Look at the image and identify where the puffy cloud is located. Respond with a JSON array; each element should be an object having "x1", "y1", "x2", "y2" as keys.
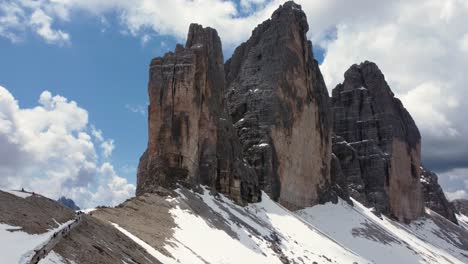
[
  {"x1": 100, "y1": 139, "x2": 115, "y2": 158},
  {"x1": 0, "y1": 85, "x2": 134, "y2": 208},
  {"x1": 0, "y1": 2, "x2": 25, "y2": 42},
  {"x1": 318, "y1": 0, "x2": 468, "y2": 175},
  {"x1": 31, "y1": 9, "x2": 70, "y2": 44},
  {"x1": 445, "y1": 190, "x2": 467, "y2": 201},
  {"x1": 90, "y1": 125, "x2": 115, "y2": 158},
  {"x1": 439, "y1": 167, "x2": 468, "y2": 201},
  {"x1": 0, "y1": 1, "x2": 70, "y2": 45},
  {"x1": 30, "y1": 9, "x2": 70, "y2": 45}
]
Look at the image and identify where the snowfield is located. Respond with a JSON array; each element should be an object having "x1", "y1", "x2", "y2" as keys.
[
  {"x1": 39, "y1": 250, "x2": 73, "y2": 264},
  {"x1": 0, "y1": 189, "x2": 32, "y2": 199},
  {"x1": 112, "y1": 188, "x2": 368, "y2": 264},
  {"x1": 3, "y1": 187, "x2": 467, "y2": 264},
  {"x1": 0, "y1": 220, "x2": 75, "y2": 264},
  {"x1": 298, "y1": 199, "x2": 468, "y2": 264},
  {"x1": 111, "y1": 188, "x2": 468, "y2": 264}
]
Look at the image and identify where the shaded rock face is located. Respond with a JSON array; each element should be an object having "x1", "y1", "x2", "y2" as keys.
[
  {"x1": 452, "y1": 199, "x2": 468, "y2": 216},
  {"x1": 331, "y1": 61, "x2": 424, "y2": 222},
  {"x1": 321, "y1": 151, "x2": 353, "y2": 205},
  {"x1": 420, "y1": 167, "x2": 458, "y2": 224},
  {"x1": 225, "y1": 1, "x2": 332, "y2": 209},
  {"x1": 57, "y1": 196, "x2": 80, "y2": 211},
  {"x1": 137, "y1": 24, "x2": 260, "y2": 204}
]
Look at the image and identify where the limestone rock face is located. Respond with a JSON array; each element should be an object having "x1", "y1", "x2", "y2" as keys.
[
  {"x1": 225, "y1": 1, "x2": 332, "y2": 209},
  {"x1": 420, "y1": 167, "x2": 458, "y2": 224},
  {"x1": 137, "y1": 24, "x2": 260, "y2": 204},
  {"x1": 331, "y1": 61, "x2": 424, "y2": 222}
]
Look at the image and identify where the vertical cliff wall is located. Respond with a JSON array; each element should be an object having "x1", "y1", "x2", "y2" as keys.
[
  {"x1": 137, "y1": 24, "x2": 260, "y2": 204},
  {"x1": 225, "y1": 1, "x2": 332, "y2": 209},
  {"x1": 331, "y1": 61, "x2": 424, "y2": 222}
]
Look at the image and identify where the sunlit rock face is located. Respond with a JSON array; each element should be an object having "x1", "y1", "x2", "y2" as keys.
[
  {"x1": 224, "y1": 1, "x2": 332, "y2": 210},
  {"x1": 137, "y1": 24, "x2": 260, "y2": 204},
  {"x1": 331, "y1": 61, "x2": 424, "y2": 222}
]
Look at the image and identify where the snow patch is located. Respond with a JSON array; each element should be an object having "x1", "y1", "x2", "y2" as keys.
[
  {"x1": 39, "y1": 250, "x2": 73, "y2": 264},
  {"x1": 0, "y1": 219, "x2": 75, "y2": 264},
  {"x1": 1, "y1": 189, "x2": 32, "y2": 198},
  {"x1": 298, "y1": 199, "x2": 467, "y2": 264},
  {"x1": 110, "y1": 222, "x2": 180, "y2": 264}
]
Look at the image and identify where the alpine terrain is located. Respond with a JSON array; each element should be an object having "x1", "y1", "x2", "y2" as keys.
[{"x1": 1, "y1": 1, "x2": 467, "y2": 264}]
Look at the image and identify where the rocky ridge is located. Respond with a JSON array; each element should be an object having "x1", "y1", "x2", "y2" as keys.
[{"x1": 57, "y1": 196, "x2": 80, "y2": 211}]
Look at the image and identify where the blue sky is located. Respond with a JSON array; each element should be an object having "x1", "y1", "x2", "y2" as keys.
[
  {"x1": 0, "y1": 16, "x2": 178, "y2": 184},
  {"x1": 0, "y1": 3, "x2": 325, "y2": 189},
  {"x1": 1, "y1": 0, "x2": 468, "y2": 206}
]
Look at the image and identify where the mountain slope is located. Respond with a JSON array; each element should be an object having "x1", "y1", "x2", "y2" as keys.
[
  {"x1": 2, "y1": 187, "x2": 468, "y2": 263},
  {"x1": 298, "y1": 199, "x2": 468, "y2": 264},
  {"x1": 93, "y1": 187, "x2": 368, "y2": 264}
]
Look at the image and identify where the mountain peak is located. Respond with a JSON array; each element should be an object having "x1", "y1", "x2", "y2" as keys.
[{"x1": 271, "y1": 1, "x2": 308, "y2": 30}]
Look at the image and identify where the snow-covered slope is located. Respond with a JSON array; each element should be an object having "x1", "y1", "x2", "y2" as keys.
[
  {"x1": 100, "y1": 187, "x2": 368, "y2": 264},
  {"x1": 3, "y1": 187, "x2": 468, "y2": 264},
  {"x1": 0, "y1": 220, "x2": 75, "y2": 264},
  {"x1": 90, "y1": 187, "x2": 468, "y2": 264},
  {"x1": 298, "y1": 199, "x2": 468, "y2": 264}
]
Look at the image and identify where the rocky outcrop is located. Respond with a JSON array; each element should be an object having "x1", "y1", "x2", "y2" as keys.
[
  {"x1": 136, "y1": 24, "x2": 260, "y2": 204},
  {"x1": 420, "y1": 167, "x2": 458, "y2": 223},
  {"x1": 57, "y1": 196, "x2": 80, "y2": 211},
  {"x1": 225, "y1": 1, "x2": 332, "y2": 209},
  {"x1": 331, "y1": 61, "x2": 424, "y2": 222},
  {"x1": 452, "y1": 199, "x2": 468, "y2": 216}
]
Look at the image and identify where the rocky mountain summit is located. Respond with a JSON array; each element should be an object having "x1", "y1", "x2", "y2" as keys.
[
  {"x1": 57, "y1": 196, "x2": 80, "y2": 211},
  {"x1": 136, "y1": 1, "x2": 457, "y2": 225},
  {"x1": 225, "y1": 0, "x2": 331, "y2": 209},
  {"x1": 136, "y1": 24, "x2": 259, "y2": 204},
  {"x1": 330, "y1": 61, "x2": 424, "y2": 222}
]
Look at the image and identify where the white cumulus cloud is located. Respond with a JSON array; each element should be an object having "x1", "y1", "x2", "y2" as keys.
[
  {"x1": 0, "y1": 85, "x2": 134, "y2": 208},
  {"x1": 30, "y1": 8, "x2": 70, "y2": 45}
]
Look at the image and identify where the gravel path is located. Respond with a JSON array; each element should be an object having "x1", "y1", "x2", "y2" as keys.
[{"x1": 29, "y1": 213, "x2": 83, "y2": 264}]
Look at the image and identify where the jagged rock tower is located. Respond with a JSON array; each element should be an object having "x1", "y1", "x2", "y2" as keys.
[
  {"x1": 225, "y1": 1, "x2": 332, "y2": 209},
  {"x1": 331, "y1": 61, "x2": 424, "y2": 222},
  {"x1": 136, "y1": 24, "x2": 260, "y2": 204}
]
